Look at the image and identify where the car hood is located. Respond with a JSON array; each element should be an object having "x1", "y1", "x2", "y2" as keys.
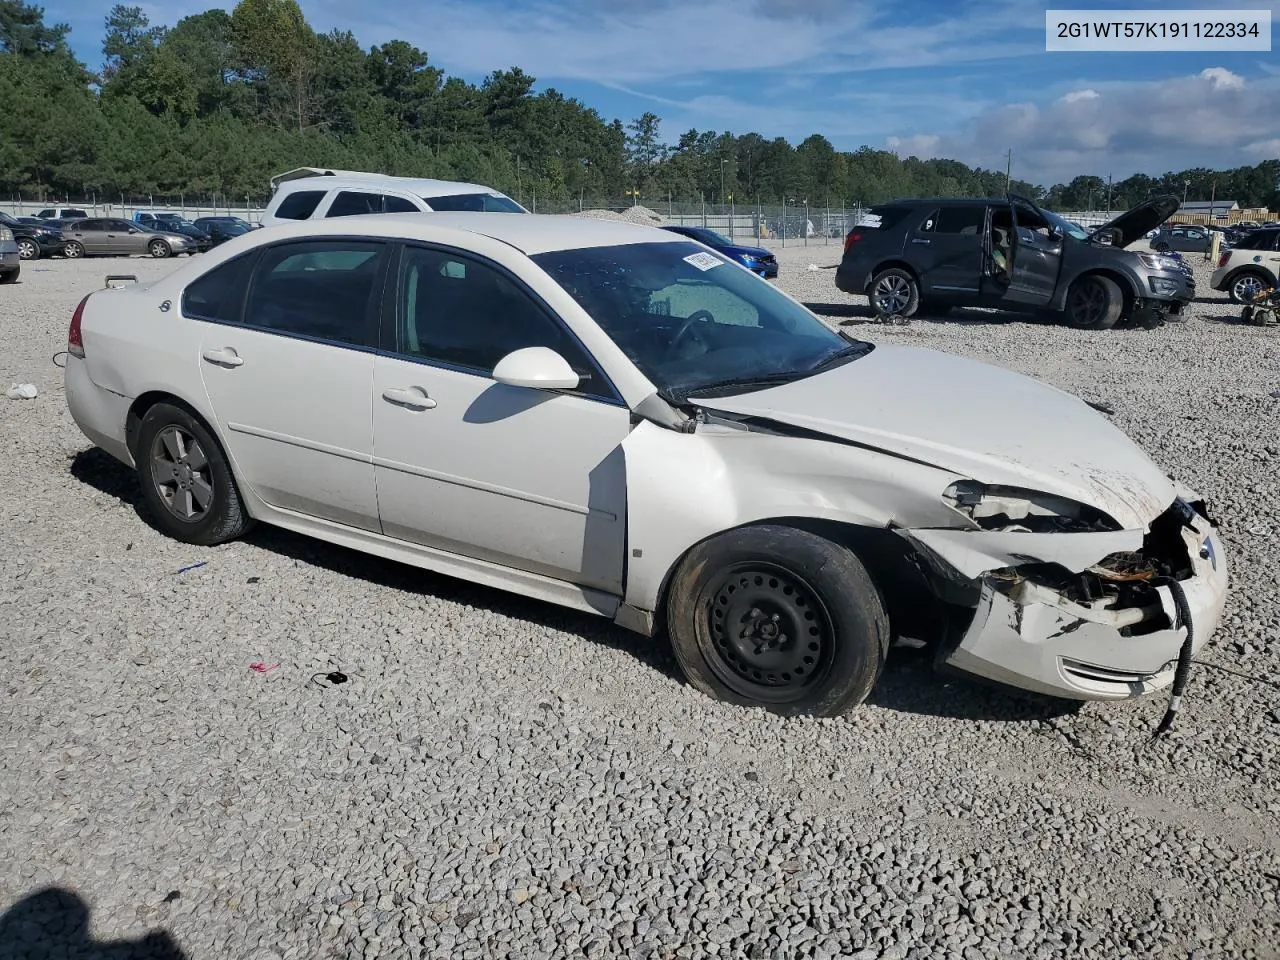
[
  {"x1": 696, "y1": 345, "x2": 1176, "y2": 530},
  {"x1": 1094, "y1": 194, "x2": 1180, "y2": 248}
]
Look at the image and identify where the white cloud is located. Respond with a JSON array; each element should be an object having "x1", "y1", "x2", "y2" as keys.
[{"x1": 884, "y1": 68, "x2": 1280, "y2": 184}]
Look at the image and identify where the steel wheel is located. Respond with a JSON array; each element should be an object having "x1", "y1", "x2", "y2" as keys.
[
  {"x1": 1230, "y1": 273, "x2": 1267, "y2": 304},
  {"x1": 704, "y1": 562, "x2": 835, "y2": 704},
  {"x1": 150, "y1": 426, "x2": 213, "y2": 522},
  {"x1": 873, "y1": 274, "x2": 913, "y2": 315},
  {"x1": 17, "y1": 238, "x2": 38, "y2": 260}
]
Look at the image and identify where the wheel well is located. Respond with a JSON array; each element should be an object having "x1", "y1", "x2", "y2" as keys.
[
  {"x1": 865, "y1": 260, "x2": 918, "y2": 293},
  {"x1": 1224, "y1": 265, "x2": 1275, "y2": 287},
  {"x1": 1068, "y1": 269, "x2": 1136, "y2": 317},
  {"x1": 648, "y1": 517, "x2": 960, "y2": 647},
  {"x1": 125, "y1": 391, "x2": 215, "y2": 459}
]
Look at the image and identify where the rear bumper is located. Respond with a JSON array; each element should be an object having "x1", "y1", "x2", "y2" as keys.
[
  {"x1": 65, "y1": 355, "x2": 135, "y2": 467},
  {"x1": 0, "y1": 249, "x2": 20, "y2": 272}
]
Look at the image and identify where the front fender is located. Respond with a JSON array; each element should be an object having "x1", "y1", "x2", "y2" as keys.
[{"x1": 619, "y1": 419, "x2": 965, "y2": 614}]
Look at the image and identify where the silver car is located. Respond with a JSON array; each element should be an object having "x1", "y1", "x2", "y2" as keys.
[
  {"x1": 60, "y1": 218, "x2": 195, "y2": 259},
  {"x1": 0, "y1": 224, "x2": 19, "y2": 283}
]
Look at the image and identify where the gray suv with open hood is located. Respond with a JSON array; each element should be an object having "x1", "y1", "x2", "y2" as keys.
[{"x1": 835, "y1": 194, "x2": 1192, "y2": 329}]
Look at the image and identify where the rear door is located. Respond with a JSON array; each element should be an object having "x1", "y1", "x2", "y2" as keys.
[
  {"x1": 191, "y1": 239, "x2": 388, "y2": 531},
  {"x1": 912, "y1": 204, "x2": 986, "y2": 298},
  {"x1": 73, "y1": 219, "x2": 110, "y2": 254}
]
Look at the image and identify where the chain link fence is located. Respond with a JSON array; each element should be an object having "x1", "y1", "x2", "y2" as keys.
[{"x1": 2, "y1": 193, "x2": 269, "y2": 224}]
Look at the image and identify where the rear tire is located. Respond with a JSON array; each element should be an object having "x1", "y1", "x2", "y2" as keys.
[
  {"x1": 868, "y1": 267, "x2": 920, "y2": 319},
  {"x1": 1228, "y1": 271, "x2": 1269, "y2": 305},
  {"x1": 666, "y1": 525, "x2": 889, "y2": 716},
  {"x1": 1063, "y1": 274, "x2": 1123, "y2": 330},
  {"x1": 62, "y1": 240, "x2": 83, "y2": 259},
  {"x1": 134, "y1": 402, "x2": 253, "y2": 546}
]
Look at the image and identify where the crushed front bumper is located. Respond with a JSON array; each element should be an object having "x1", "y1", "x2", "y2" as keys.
[{"x1": 903, "y1": 500, "x2": 1228, "y2": 700}]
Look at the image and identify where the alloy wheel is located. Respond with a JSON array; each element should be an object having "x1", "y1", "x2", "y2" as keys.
[
  {"x1": 1069, "y1": 282, "x2": 1107, "y2": 326},
  {"x1": 150, "y1": 426, "x2": 214, "y2": 522},
  {"x1": 1232, "y1": 274, "x2": 1266, "y2": 303},
  {"x1": 873, "y1": 275, "x2": 912, "y2": 314}
]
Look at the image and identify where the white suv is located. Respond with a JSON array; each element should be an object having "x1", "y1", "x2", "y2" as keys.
[
  {"x1": 1210, "y1": 227, "x2": 1280, "y2": 303},
  {"x1": 262, "y1": 172, "x2": 526, "y2": 226}
]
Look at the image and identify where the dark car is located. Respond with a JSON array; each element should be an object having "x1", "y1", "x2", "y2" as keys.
[
  {"x1": 0, "y1": 211, "x2": 66, "y2": 260},
  {"x1": 835, "y1": 194, "x2": 1193, "y2": 329},
  {"x1": 1149, "y1": 224, "x2": 1218, "y2": 254},
  {"x1": 660, "y1": 225, "x2": 779, "y2": 278},
  {"x1": 192, "y1": 218, "x2": 252, "y2": 246},
  {"x1": 138, "y1": 216, "x2": 212, "y2": 252}
]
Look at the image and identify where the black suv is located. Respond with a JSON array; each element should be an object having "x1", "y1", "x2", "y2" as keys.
[
  {"x1": 835, "y1": 194, "x2": 1193, "y2": 329},
  {"x1": 0, "y1": 211, "x2": 66, "y2": 260}
]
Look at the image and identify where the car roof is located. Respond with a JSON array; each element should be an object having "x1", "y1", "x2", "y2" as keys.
[
  {"x1": 274, "y1": 175, "x2": 511, "y2": 199},
  {"x1": 250, "y1": 212, "x2": 687, "y2": 255}
]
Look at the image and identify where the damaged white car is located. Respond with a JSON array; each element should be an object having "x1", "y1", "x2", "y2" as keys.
[{"x1": 63, "y1": 213, "x2": 1229, "y2": 716}]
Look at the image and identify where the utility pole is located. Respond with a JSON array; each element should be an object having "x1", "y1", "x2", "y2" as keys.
[
  {"x1": 1106, "y1": 173, "x2": 1112, "y2": 214},
  {"x1": 1005, "y1": 149, "x2": 1012, "y2": 192},
  {"x1": 1183, "y1": 180, "x2": 1190, "y2": 204},
  {"x1": 720, "y1": 159, "x2": 728, "y2": 218}
]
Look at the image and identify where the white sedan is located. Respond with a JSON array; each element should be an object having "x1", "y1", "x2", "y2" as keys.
[{"x1": 64, "y1": 213, "x2": 1229, "y2": 715}]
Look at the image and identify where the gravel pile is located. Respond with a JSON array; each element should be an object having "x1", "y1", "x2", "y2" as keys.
[
  {"x1": 1, "y1": 246, "x2": 1279, "y2": 959},
  {"x1": 575, "y1": 205, "x2": 667, "y2": 226}
]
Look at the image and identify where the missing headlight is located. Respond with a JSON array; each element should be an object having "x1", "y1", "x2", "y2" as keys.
[{"x1": 942, "y1": 481, "x2": 1121, "y2": 533}]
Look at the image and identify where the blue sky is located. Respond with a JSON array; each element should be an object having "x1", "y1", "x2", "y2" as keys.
[{"x1": 45, "y1": 0, "x2": 1280, "y2": 186}]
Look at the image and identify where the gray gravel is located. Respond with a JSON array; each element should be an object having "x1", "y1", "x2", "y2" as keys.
[{"x1": 2, "y1": 245, "x2": 1279, "y2": 959}]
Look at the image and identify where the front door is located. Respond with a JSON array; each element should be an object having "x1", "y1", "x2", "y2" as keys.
[
  {"x1": 912, "y1": 204, "x2": 987, "y2": 298},
  {"x1": 1003, "y1": 204, "x2": 1062, "y2": 306},
  {"x1": 371, "y1": 244, "x2": 630, "y2": 592},
  {"x1": 192, "y1": 239, "x2": 388, "y2": 531}
]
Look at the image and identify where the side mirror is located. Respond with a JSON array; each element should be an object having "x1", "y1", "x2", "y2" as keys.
[{"x1": 492, "y1": 346, "x2": 580, "y2": 391}]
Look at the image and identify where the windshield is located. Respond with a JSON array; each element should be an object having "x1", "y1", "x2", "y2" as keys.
[
  {"x1": 1042, "y1": 209, "x2": 1090, "y2": 241},
  {"x1": 531, "y1": 241, "x2": 864, "y2": 402},
  {"x1": 421, "y1": 192, "x2": 525, "y2": 213},
  {"x1": 687, "y1": 228, "x2": 731, "y2": 246}
]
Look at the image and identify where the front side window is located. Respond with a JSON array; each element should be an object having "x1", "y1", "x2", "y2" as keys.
[
  {"x1": 396, "y1": 246, "x2": 613, "y2": 400},
  {"x1": 532, "y1": 241, "x2": 862, "y2": 402},
  {"x1": 420, "y1": 193, "x2": 525, "y2": 213},
  {"x1": 243, "y1": 240, "x2": 386, "y2": 345},
  {"x1": 274, "y1": 190, "x2": 326, "y2": 221}
]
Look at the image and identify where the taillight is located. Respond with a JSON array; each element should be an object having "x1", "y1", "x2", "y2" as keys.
[
  {"x1": 68, "y1": 293, "x2": 90, "y2": 358},
  {"x1": 1217, "y1": 252, "x2": 1231, "y2": 270},
  {"x1": 843, "y1": 231, "x2": 864, "y2": 254}
]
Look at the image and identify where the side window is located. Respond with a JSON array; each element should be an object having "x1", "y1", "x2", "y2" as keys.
[
  {"x1": 383, "y1": 194, "x2": 419, "y2": 213},
  {"x1": 182, "y1": 253, "x2": 258, "y2": 323},
  {"x1": 397, "y1": 246, "x2": 613, "y2": 400},
  {"x1": 79, "y1": 220, "x2": 105, "y2": 232},
  {"x1": 933, "y1": 205, "x2": 987, "y2": 235},
  {"x1": 243, "y1": 240, "x2": 386, "y2": 346},
  {"x1": 274, "y1": 190, "x2": 326, "y2": 221},
  {"x1": 326, "y1": 191, "x2": 383, "y2": 218}
]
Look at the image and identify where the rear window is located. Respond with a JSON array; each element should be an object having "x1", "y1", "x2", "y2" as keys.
[
  {"x1": 274, "y1": 190, "x2": 326, "y2": 220},
  {"x1": 852, "y1": 205, "x2": 912, "y2": 231},
  {"x1": 420, "y1": 193, "x2": 524, "y2": 213}
]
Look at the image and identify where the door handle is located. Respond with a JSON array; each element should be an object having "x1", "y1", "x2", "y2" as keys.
[
  {"x1": 911, "y1": 238, "x2": 932, "y2": 245},
  {"x1": 202, "y1": 347, "x2": 244, "y2": 368},
  {"x1": 382, "y1": 386, "x2": 436, "y2": 411}
]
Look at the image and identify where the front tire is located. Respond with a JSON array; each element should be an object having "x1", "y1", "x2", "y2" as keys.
[
  {"x1": 868, "y1": 267, "x2": 920, "y2": 319},
  {"x1": 62, "y1": 240, "x2": 83, "y2": 259},
  {"x1": 17, "y1": 238, "x2": 39, "y2": 260},
  {"x1": 666, "y1": 525, "x2": 889, "y2": 716},
  {"x1": 1228, "y1": 271, "x2": 1269, "y2": 305},
  {"x1": 149, "y1": 239, "x2": 171, "y2": 259},
  {"x1": 1063, "y1": 274, "x2": 1123, "y2": 330},
  {"x1": 134, "y1": 403, "x2": 253, "y2": 546}
]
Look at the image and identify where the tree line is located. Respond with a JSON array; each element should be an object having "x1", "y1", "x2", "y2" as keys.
[{"x1": 1, "y1": 0, "x2": 1276, "y2": 211}]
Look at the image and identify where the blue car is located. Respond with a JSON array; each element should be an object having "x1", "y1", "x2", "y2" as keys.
[{"x1": 660, "y1": 225, "x2": 778, "y2": 278}]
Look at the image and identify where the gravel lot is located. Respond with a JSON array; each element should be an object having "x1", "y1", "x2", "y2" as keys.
[{"x1": 2, "y1": 239, "x2": 1278, "y2": 960}]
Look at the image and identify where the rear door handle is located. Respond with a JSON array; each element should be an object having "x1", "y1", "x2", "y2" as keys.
[
  {"x1": 202, "y1": 347, "x2": 244, "y2": 368},
  {"x1": 911, "y1": 238, "x2": 932, "y2": 245},
  {"x1": 382, "y1": 386, "x2": 436, "y2": 411}
]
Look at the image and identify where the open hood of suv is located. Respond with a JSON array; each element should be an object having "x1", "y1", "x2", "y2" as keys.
[{"x1": 1093, "y1": 194, "x2": 1180, "y2": 248}]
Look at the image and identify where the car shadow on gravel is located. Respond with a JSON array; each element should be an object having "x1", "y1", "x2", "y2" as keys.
[
  {"x1": 67, "y1": 447, "x2": 687, "y2": 686},
  {"x1": 803, "y1": 302, "x2": 1039, "y2": 327},
  {"x1": 0, "y1": 887, "x2": 188, "y2": 959}
]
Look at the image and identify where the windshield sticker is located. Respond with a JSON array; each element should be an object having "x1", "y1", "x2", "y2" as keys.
[
  {"x1": 684, "y1": 251, "x2": 723, "y2": 271},
  {"x1": 855, "y1": 213, "x2": 882, "y2": 228}
]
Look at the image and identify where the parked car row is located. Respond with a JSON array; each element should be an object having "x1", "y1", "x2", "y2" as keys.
[{"x1": 0, "y1": 210, "x2": 258, "y2": 263}]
